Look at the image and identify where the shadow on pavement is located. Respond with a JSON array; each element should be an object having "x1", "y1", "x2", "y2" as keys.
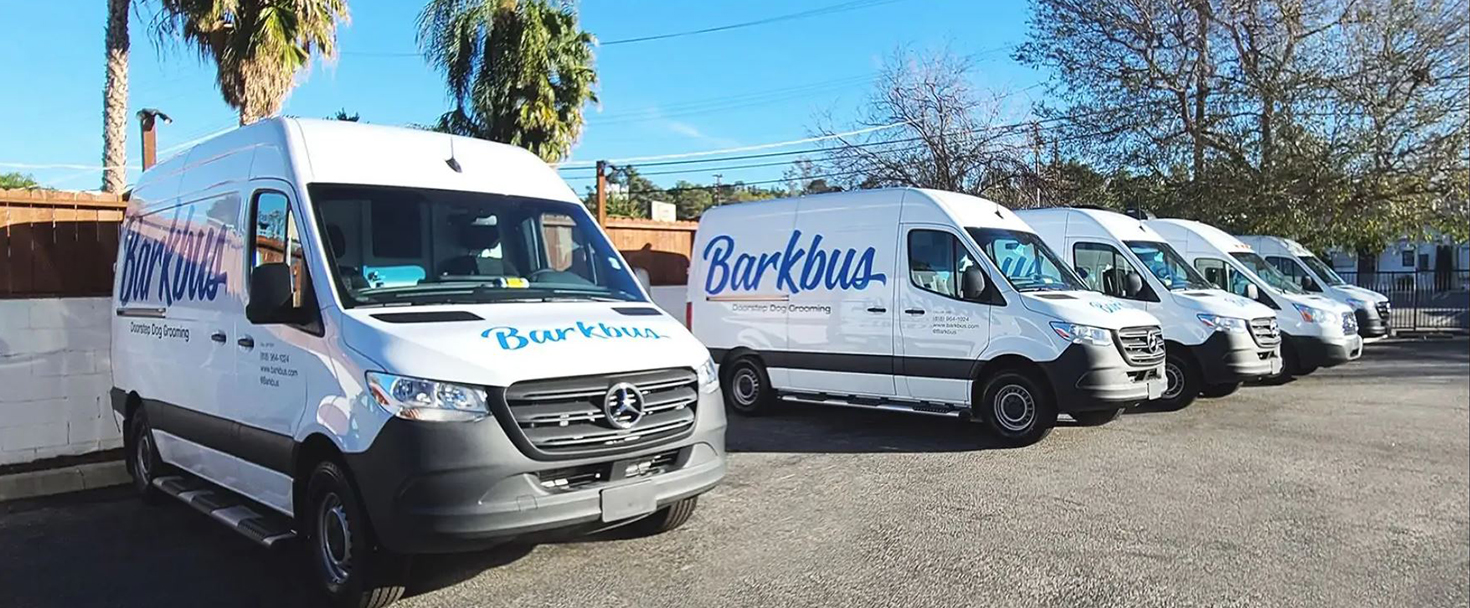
[{"x1": 724, "y1": 399, "x2": 1072, "y2": 453}]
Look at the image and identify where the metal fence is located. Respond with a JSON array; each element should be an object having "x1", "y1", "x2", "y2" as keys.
[{"x1": 1338, "y1": 270, "x2": 1470, "y2": 332}]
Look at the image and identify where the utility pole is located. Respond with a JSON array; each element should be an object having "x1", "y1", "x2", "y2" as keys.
[
  {"x1": 137, "y1": 108, "x2": 172, "y2": 171},
  {"x1": 595, "y1": 160, "x2": 608, "y2": 227},
  {"x1": 1031, "y1": 121, "x2": 1042, "y2": 207},
  {"x1": 713, "y1": 174, "x2": 723, "y2": 206}
]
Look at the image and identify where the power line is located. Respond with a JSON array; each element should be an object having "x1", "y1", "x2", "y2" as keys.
[
  {"x1": 555, "y1": 122, "x2": 910, "y2": 168},
  {"x1": 343, "y1": 0, "x2": 902, "y2": 57},
  {"x1": 622, "y1": 169, "x2": 869, "y2": 196},
  {"x1": 601, "y1": 0, "x2": 901, "y2": 46}
]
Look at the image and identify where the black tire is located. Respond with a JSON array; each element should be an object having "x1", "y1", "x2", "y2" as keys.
[
  {"x1": 1070, "y1": 408, "x2": 1123, "y2": 426},
  {"x1": 1200, "y1": 382, "x2": 1241, "y2": 399},
  {"x1": 1281, "y1": 341, "x2": 1318, "y2": 377},
  {"x1": 304, "y1": 460, "x2": 411, "y2": 608},
  {"x1": 722, "y1": 357, "x2": 775, "y2": 416},
  {"x1": 1151, "y1": 350, "x2": 1199, "y2": 411},
  {"x1": 127, "y1": 409, "x2": 166, "y2": 505},
  {"x1": 628, "y1": 496, "x2": 699, "y2": 536},
  {"x1": 975, "y1": 370, "x2": 1057, "y2": 447}
]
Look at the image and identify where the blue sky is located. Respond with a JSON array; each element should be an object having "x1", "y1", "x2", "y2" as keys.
[{"x1": 0, "y1": 0, "x2": 1046, "y2": 192}]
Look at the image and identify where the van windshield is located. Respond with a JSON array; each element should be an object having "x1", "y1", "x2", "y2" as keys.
[
  {"x1": 1125, "y1": 240, "x2": 1214, "y2": 291},
  {"x1": 308, "y1": 184, "x2": 643, "y2": 308},
  {"x1": 1300, "y1": 255, "x2": 1347, "y2": 286},
  {"x1": 966, "y1": 228, "x2": 1087, "y2": 292},
  {"x1": 1230, "y1": 251, "x2": 1307, "y2": 294}
]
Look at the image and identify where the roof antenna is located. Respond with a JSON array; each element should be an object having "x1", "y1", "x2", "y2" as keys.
[
  {"x1": 995, "y1": 202, "x2": 1004, "y2": 219},
  {"x1": 445, "y1": 136, "x2": 462, "y2": 173}
]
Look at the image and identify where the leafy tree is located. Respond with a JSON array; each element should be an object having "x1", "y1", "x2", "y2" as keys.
[
  {"x1": 0, "y1": 172, "x2": 41, "y2": 189},
  {"x1": 102, "y1": 0, "x2": 130, "y2": 192},
  {"x1": 1016, "y1": 0, "x2": 1468, "y2": 251},
  {"x1": 328, "y1": 108, "x2": 361, "y2": 122},
  {"x1": 418, "y1": 0, "x2": 597, "y2": 163},
  {"x1": 154, "y1": 0, "x2": 350, "y2": 125}
]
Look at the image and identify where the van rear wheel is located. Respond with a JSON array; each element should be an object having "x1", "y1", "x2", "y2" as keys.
[
  {"x1": 722, "y1": 357, "x2": 775, "y2": 416},
  {"x1": 629, "y1": 496, "x2": 699, "y2": 535},
  {"x1": 976, "y1": 370, "x2": 1056, "y2": 447},
  {"x1": 305, "y1": 460, "x2": 411, "y2": 608},
  {"x1": 127, "y1": 410, "x2": 166, "y2": 505}
]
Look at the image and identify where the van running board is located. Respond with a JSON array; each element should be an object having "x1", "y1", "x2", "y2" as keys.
[
  {"x1": 778, "y1": 392, "x2": 966, "y2": 417},
  {"x1": 152, "y1": 475, "x2": 297, "y2": 548}
]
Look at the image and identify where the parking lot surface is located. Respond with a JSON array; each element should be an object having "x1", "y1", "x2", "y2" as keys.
[{"x1": 2, "y1": 338, "x2": 1466, "y2": 608}]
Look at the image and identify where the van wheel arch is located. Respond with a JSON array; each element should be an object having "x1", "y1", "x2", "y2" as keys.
[
  {"x1": 120, "y1": 392, "x2": 144, "y2": 454},
  {"x1": 972, "y1": 355, "x2": 1055, "y2": 405},
  {"x1": 293, "y1": 435, "x2": 352, "y2": 523}
]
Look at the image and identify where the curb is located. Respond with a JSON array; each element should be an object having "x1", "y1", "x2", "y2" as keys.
[{"x1": 0, "y1": 460, "x2": 130, "y2": 502}]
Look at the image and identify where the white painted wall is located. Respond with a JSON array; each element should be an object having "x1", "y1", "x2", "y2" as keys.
[{"x1": 0, "y1": 298, "x2": 119, "y2": 466}]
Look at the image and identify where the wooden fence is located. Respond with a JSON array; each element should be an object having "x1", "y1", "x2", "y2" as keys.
[
  {"x1": 0, "y1": 189, "x2": 126, "y2": 298},
  {"x1": 0, "y1": 189, "x2": 697, "y2": 298}
]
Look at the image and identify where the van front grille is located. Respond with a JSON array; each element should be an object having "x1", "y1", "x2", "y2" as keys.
[
  {"x1": 1249, "y1": 317, "x2": 1281, "y2": 348},
  {"x1": 1375, "y1": 301, "x2": 1390, "y2": 319},
  {"x1": 1116, "y1": 326, "x2": 1165, "y2": 366},
  {"x1": 536, "y1": 448, "x2": 685, "y2": 491},
  {"x1": 499, "y1": 368, "x2": 698, "y2": 459}
]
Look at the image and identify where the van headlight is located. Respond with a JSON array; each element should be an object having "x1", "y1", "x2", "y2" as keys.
[
  {"x1": 1049, "y1": 322, "x2": 1113, "y2": 346},
  {"x1": 696, "y1": 357, "x2": 719, "y2": 394},
  {"x1": 1292, "y1": 303, "x2": 1335, "y2": 325},
  {"x1": 365, "y1": 372, "x2": 489, "y2": 422},
  {"x1": 1197, "y1": 313, "x2": 1249, "y2": 333}
]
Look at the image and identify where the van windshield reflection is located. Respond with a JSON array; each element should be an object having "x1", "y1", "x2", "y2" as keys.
[{"x1": 308, "y1": 184, "x2": 644, "y2": 308}]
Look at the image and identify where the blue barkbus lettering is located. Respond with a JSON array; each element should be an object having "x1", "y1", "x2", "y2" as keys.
[
  {"x1": 482, "y1": 321, "x2": 667, "y2": 351},
  {"x1": 117, "y1": 209, "x2": 228, "y2": 307},
  {"x1": 702, "y1": 230, "x2": 887, "y2": 295},
  {"x1": 1090, "y1": 301, "x2": 1124, "y2": 313}
]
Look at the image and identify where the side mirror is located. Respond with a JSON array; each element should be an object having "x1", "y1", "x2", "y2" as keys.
[
  {"x1": 1076, "y1": 267, "x2": 1090, "y2": 280},
  {"x1": 633, "y1": 266, "x2": 652, "y2": 292},
  {"x1": 1301, "y1": 276, "x2": 1318, "y2": 291},
  {"x1": 961, "y1": 266, "x2": 987, "y2": 300},
  {"x1": 246, "y1": 263, "x2": 297, "y2": 324},
  {"x1": 1124, "y1": 271, "x2": 1144, "y2": 297},
  {"x1": 1245, "y1": 283, "x2": 1260, "y2": 300}
]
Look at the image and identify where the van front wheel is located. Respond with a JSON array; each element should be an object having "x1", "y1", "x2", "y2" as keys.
[
  {"x1": 1152, "y1": 352, "x2": 1199, "y2": 411},
  {"x1": 723, "y1": 358, "x2": 775, "y2": 416},
  {"x1": 127, "y1": 410, "x2": 166, "y2": 505},
  {"x1": 305, "y1": 461, "x2": 411, "y2": 608},
  {"x1": 976, "y1": 371, "x2": 1056, "y2": 447}
]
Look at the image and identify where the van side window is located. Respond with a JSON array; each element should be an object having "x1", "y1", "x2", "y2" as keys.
[
  {"x1": 1268, "y1": 256, "x2": 1318, "y2": 291},
  {"x1": 1194, "y1": 258, "x2": 1229, "y2": 291},
  {"x1": 251, "y1": 190, "x2": 308, "y2": 310},
  {"x1": 908, "y1": 229, "x2": 978, "y2": 299},
  {"x1": 1073, "y1": 242, "x2": 1134, "y2": 299}
]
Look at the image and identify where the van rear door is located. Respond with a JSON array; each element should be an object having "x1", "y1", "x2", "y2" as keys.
[{"x1": 783, "y1": 192, "x2": 899, "y2": 397}]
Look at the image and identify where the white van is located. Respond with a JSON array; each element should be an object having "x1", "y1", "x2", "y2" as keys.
[
  {"x1": 1237, "y1": 235, "x2": 1391, "y2": 339},
  {"x1": 110, "y1": 118, "x2": 727, "y2": 607},
  {"x1": 1147, "y1": 219, "x2": 1362, "y2": 376},
  {"x1": 688, "y1": 188, "x2": 1167, "y2": 447},
  {"x1": 1020, "y1": 208, "x2": 1282, "y2": 409}
]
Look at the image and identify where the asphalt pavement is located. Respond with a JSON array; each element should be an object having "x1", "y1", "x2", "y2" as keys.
[{"x1": 2, "y1": 338, "x2": 1466, "y2": 608}]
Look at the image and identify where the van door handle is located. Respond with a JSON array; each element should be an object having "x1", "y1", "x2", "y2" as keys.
[
  {"x1": 866, "y1": 307, "x2": 887, "y2": 313},
  {"x1": 210, "y1": 331, "x2": 227, "y2": 344},
  {"x1": 237, "y1": 336, "x2": 255, "y2": 349},
  {"x1": 904, "y1": 308, "x2": 925, "y2": 315}
]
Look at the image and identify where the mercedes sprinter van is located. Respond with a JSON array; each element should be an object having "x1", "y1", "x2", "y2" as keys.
[
  {"x1": 1019, "y1": 208, "x2": 1281, "y2": 409},
  {"x1": 1237, "y1": 235, "x2": 1390, "y2": 339},
  {"x1": 688, "y1": 188, "x2": 1167, "y2": 447},
  {"x1": 1147, "y1": 219, "x2": 1362, "y2": 376},
  {"x1": 111, "y1": 118, "x2": 726, "y2": 607}
]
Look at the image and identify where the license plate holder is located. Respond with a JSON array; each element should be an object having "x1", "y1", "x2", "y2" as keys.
[
  {"x1": 601, "y1": 482, "x2": 656, "y2": 523},
  {"x1": 1147, "y1": 378, "x2": 1165, "y2": 400},
  {"x1": 1270, "y1": 355, "x2": 1284, "y2": 375}
]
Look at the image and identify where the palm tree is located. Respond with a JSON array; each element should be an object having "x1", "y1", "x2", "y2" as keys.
[
  {"x1": 154, "y1": 0, "x2": 349, "y2": 125},
  {"x1": 418, "y1": 0, "x2": 597, "y2": 162},
  {"x1": 102, "y1": 0, "x2": 130, "y2": 192}
]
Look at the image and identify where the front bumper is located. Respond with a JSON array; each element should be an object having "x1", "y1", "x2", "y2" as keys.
[
  {"x1": 1354, "y1": 309, "x2": 1389, "y2": 338},
  {"x1": 343, "y1": 390, "x2": 728, "y2": 554},
  {"x1": 1039, "y1": 343, "x2": 1165, "y2": 411},
  {"x1": 1193, "y1": 331, "x2": 1281, "y2": 384},
  {"x1": 1285, "y1": 332, "x2": 1363, "y2": 371}
]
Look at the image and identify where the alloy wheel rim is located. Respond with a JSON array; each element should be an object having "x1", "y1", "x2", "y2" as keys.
[
  {"x1": 1163, "y1": 361, "x2": 1184, "y2": 400},
  {"x1": 317, "y1": 493, "x2": 352, "y2": 585},
  {"x1": 135, "y1": 431, "x2": 153, "y2": 481},
  {"x1": 994, "y1": 385, "x2": 1036, "y2": 432},
  {"x1": 732, "y1": 369, "x2": 760, "y2": 407}
]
